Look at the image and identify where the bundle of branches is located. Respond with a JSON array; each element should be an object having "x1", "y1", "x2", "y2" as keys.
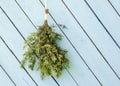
[{"x1": 20, "y1": 0, "x2": 69, "y2": 79}]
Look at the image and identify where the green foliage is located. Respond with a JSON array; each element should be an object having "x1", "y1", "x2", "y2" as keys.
[{"x1": 21, "y1": 24, "x2": 69, "y2": 79}]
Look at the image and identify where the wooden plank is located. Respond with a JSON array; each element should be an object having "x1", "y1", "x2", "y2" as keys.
[
  {"x1": 83, "y1": 1, "x2": 120, "y2": 76},
  {"x1": 108, "y1": 0, "x2": 120, "y2": 17},
  {"x1": 84, "y1": 1, "x2": 120, "y2": 51},
  {"x1": 0, "y1": 9, "x2": 57, "y2": 86},
  {"x1": 0, "y1": 39, "x2": 37, "y2": 86},
  {"x1": 62, "y1": 0, "x2": 120, "y2": 80},
  {"x1": 85, "y1": 0, "x2": 120, "y2": 47},
  {"x1": 0, "y1": 65, "x2": 15, "y2": 86},
  {"x1": 0, "y1": 1, "x2": 78, "y2": 86},
  {"x1": 44, "y1": 0, "x2": 120, "y2": 86}
]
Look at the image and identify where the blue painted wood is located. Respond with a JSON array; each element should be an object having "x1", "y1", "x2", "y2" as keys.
[
  {"x1": 60, "y1": 0, "x2": 119, "y2": 84},
  {"x1": 0, "y1": 0, "x2": 120, "y2": 86},
  {"x1": 108, "y1": 0, "x2": 120, "y2": 17},
  {"x1": 0, "y1": 65, "x2": 15, "y2": 86},
  {"x1": 86, "y1": 0, "x2": 120, "y2": 48},
  {"x1": 84, "y1": 0, "x2": 120, "y2": 77},
  {"x1": 108, "y1": 0, "x2": 120, "y2": 16}
]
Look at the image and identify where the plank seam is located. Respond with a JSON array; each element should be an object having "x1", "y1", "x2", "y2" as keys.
[
  {"x1": 108, "y1": 0, "x2": 120, "y2": 17},
  {"x1": 0, "y1": 65, "x2": 16, "y2": 86},
  {"x1": 14, "y1": 0, "x2": 37, "y2": 30}
]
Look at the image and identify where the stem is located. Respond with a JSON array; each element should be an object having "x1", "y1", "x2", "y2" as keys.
[{"x1": 44, "y1": 0, "x2": 48, "y2": 21}]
